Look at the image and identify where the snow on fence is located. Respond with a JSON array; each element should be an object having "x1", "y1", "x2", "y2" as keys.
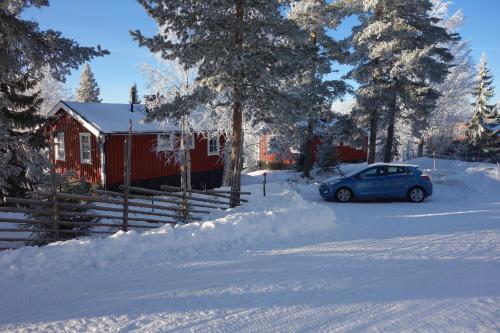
[{"x1": 0, "y1": 185, "x2": 251, "y2": 250}]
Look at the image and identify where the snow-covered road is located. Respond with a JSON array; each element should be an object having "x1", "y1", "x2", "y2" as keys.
[{"x1": 0, "y1": 158, "x2": 499, "y2": 332}]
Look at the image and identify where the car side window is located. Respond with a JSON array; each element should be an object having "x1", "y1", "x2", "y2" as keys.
[
  {"x1": 386, "y1": 166, "x2": 407, "y2": 175},
  {"x1": 376, "y1": 166, "x2": 388, "y2": 176},
  {"x1": 400, "y1": 167, "x2": 410, "y2": 174},
  {"x1": 386, "y1": 166, "x2": 398, "y2": 174},
  {"x1": 358, "y1": 167, "x2": 379, "y2": 178}
]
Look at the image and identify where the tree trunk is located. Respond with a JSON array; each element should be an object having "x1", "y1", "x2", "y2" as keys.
[
  {"x1": 383, "y1": 121, "x2": 395, "y2": 163},
  {"x1": 417, "y1": 138, "x2": 424, "y2": 157},
  {"x1": 229, "y1": 1, "x2": 244, "y2": 208},
  {"x1": 383, "y1": 110, "x2": 396, "y2": 163},
  {"x1": 186, "y1": 150, "x2": 191, "y2": 190},
  {"x1": 230, "y1": 104, "x2": 243, "y2": 207},
  {"x1": 383, "y1": 95, "x2": 398, "y2": 163},
  {"x1": 222, "y1": 139, "x2": 232, "y2": 186},
  {"x1": 303, "y1": 120, "x2": 314, "y2": 178},
  {"x1": 368, "y1": 111, "x2": 378, "y2": 164},
  {"x1": 180, "y1": 147, "x2": 191, "y2": 190}
]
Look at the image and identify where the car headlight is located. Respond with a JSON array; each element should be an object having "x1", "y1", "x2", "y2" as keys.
[{"x1": 327, "y1": 179, "x2": 341, "y2": 186}]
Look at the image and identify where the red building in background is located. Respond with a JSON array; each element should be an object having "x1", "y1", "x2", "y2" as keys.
[
  {"x1": 258, "y1": 134, "x2": 367, "y2": 169},
  {"x1": 47, "y1": 101, "x2": 225, "y2": 190}
]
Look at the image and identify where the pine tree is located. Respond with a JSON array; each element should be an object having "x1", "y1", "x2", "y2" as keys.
[
  {"x1": 0, "y1": 0, "x2": 108, "y2": 199},
  {"x1": 341, "y1": 0, "x2": 455, "y2": 163},
  {"x1": 286, "y1": 0, "x2": 347, "y2": 178},
  {"x1": 466, "y1": 54, "x2": 499, "y2": 156},
  {"x1": 132, "y1": 0, "x2": 313, "y2": 206},
  {"x1": 317, "y1": 137, "x2": 339, "y2": 172},
  {"x1": 75, "y1": 63, "x2": 102, "y2": 103}
]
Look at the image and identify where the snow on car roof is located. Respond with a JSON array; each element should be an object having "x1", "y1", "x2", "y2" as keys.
[{"x1": 371, "y1": 163, "x2": 419, "y2": 168}]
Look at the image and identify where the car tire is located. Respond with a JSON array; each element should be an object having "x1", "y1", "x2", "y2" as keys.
[
  {"x1": 335, "y1": 187, "x2": 353, "y2": 202},
  {"x1": 407, "y1": 187, "x2": 426, "y2": 203}
]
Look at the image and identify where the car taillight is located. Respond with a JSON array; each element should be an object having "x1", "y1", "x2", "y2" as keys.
[{"x1": 421, "y1": 175, "x2": 431, "y2": 181}]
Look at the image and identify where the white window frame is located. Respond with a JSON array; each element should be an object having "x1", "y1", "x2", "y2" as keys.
[
  {"x1": 54, "y1": 132, "x2": 65, "y2": 161},
  {"x1": 79, "y1": 132, "x2": 92, "y2": 164},
  {"x1": 207, "y1": 136, "x2": 220, "y2": 156},
  {"x1": 157, "y1": 133, "x2": 174, "y2": 152}
]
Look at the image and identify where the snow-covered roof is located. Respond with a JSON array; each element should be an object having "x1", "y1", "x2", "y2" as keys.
[{"x1": 48, "y1": 101, "x2": 178, "y2": 136}]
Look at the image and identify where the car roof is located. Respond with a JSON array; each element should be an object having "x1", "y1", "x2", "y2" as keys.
[{"x1": 369, "y1": 163, "x2": 419, "y2": 168}]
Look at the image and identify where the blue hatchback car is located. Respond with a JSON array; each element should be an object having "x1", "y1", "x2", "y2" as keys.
[{"x1": 319, "y1": 163, "x2": 433, "y2": 203}]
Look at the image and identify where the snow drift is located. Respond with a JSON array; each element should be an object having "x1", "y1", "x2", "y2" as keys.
[
  {"x1": 0, "y1": 182, "x2": 335, "y2": 280},
  {"x1": 413, "y1": 157, "x2": 500, "y2": 192}
]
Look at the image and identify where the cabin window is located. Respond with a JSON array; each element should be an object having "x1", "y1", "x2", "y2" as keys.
[
  {"x1": 208, "y1": 136, "x2": 219, "y2": 156},
  {"x1": 54, "y1": 132, "x2": 65, "y2": 161},
  {"x1": 79, "y1": 133, "x2": 92, "y2": 164},
  {"x1": 157, "y1": 133, "x2": 174, "y2": 151},
  {"x1": 186, "y1": 134, "x2": 195, "y2": 150}
]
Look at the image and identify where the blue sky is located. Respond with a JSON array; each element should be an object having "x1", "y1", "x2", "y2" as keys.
[{"x1": 23, "y1": 0, "x2": 500, "y2": 104}]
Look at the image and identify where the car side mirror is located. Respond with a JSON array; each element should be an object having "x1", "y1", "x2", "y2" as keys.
[{"x1": 356, "y1": 174, "x2": 365, "y2": 180}]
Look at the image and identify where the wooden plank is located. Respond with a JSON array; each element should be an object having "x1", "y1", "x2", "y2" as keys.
[
  {"x1": 203, "y1": 189, "x2": 251, "y2": 195},
  {"x1": 0, "y1": 218, "x2": 158, "y2": 229},
  {"x1": 59, "y1": 203, "x2": 201, "y2": 221},
  {"x1": 3, "y1": 197, "x2": 51, "y2": 206},
  {"x1": 0, "y1": 238, "x2": 41, "y2": 242},
  {"x1": 58, "y1": 202, "x2": 200, "y2": 221},
  {"x1": 0, "y1": 202, "x2": 205, "y2": 219},
  {"x1": 161, "y1": 185, "x2": 249, "y2": 202},
  {"x1": 0, "y1": 228, "x2": 110, "y2": 235},
  {"x1": 57, "y1": 221, "x2": 157, "y2": 229},
  {"x1": 94, "y1": 206, "x2": 201, "y2": 221},
  {"x1": 165, "y1": 188, "x2": 251, "y2": 195},
  {"x1": 0, "y1": 207, "x2": 52, "y2": 215},
  {"x1": 120, "y1": 185, "x2": 231, "y2": 206},
  {"x1": 93, "y1": 189, "x2": 224, "y2": 210},
  {"x1": 0, "y1": 228, "x2": 32, "y2": 233},
  {"x1": 39, "y1": 191, "x2": 208, "y2": 214},
  {"x1": 0, "y1": 218, "x2": 51, "y2": 225},
  {"x1": 57, "y1": 211, "x2": 176, "y2": 225},
  {"x1": 58, "y1": 229, "x2": 115, "y2": 235}
]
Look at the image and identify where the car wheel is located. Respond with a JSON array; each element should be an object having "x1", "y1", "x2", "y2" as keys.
[
  {"x1": 335, "y1": 187, "x2": 353, "y2": 202},
  {"x1": 408, "y1": 187, "x2": 425, "y2": 203}
]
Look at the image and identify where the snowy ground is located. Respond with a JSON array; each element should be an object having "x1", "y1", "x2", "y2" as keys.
[{"x1": 0, "y1": 158, "x2": 499, "y2": 332}]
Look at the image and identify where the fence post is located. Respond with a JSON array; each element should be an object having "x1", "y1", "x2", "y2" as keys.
[
  {"x1": 49, "y1": 132, "x2": 60, "y2": 241},
  {"x1": 181, "y1": 186, "x2": 188, "y2": 223},
  {"x1": 122, "y1": 119, "x2": 132, "y2": 232},
  {"x1": 263, "y1": 172, "x2": 267, "y2": 197}
]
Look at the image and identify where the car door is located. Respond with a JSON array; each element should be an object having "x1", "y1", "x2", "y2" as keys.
[
  {"x1": 353, "y1": 166, "x2": 386, "y2": 199},
  {"x1": 381, "y1": 166, "x2": 410, "y2": 198}
]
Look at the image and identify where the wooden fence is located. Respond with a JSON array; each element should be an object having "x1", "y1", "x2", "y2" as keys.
[{"x1": 0, "y1": 185, "x2": 250, "y2": 250}]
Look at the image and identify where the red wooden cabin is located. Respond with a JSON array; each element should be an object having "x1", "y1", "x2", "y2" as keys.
[
  {"x1": 258, "y1": 134, "x2": 367, "y2": 169},
  {"x1": 47, "y1": 101, "x2": 225, "y2": 190}
]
